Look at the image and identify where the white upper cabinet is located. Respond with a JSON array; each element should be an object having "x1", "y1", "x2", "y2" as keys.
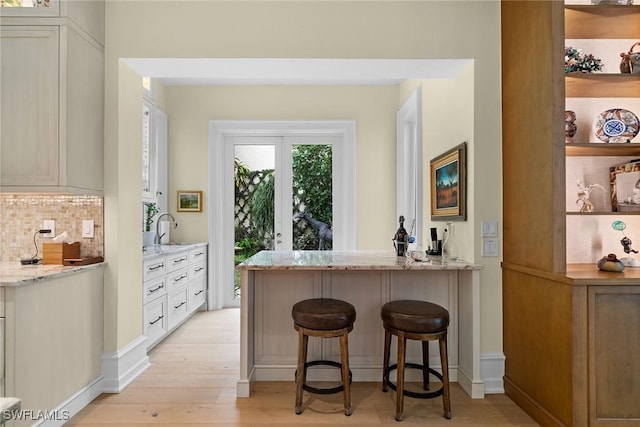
[
  {"x1": 0, "y1": 23, "x2": 104, "y2": 193},
  {"x1": 0, "y1": 0, "x2": 104, "y2": 194}
]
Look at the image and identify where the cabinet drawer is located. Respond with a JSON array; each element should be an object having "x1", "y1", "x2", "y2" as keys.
[
  {"x1": 143, "y1": 257, "x2": 166, "y2": 281},
  {"x1": 168, "y1": 286, "x2": 189, "y2": 330},
  {"x1": 188, "y1": 277, "x2": 206, "y2": 311},
  {"x1": 144, "y1": 295, "x2": 167, "y2": 348},
  {"x1": 189, "y1": 246, "x2": 207, "y2": 263},
  {"x1": 167, "y1": 251, "x2": 190, "y2": 273},
  {"x1": 167, "y1": 266, "x2": 189, "y2": 291},
  {"x1": 190, "y1": 261, "x2": 206, "y2": 280},
  {"x1": 143, "y1": 276, "x2": 167, "y2": 304}
]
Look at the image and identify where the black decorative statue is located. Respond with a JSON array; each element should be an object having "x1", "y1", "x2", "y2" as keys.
[
  {"x1": 294, "y1": 212, "x2": 333, "y2": 250},
  {"x1": 393, "y1": 215, "x2": 409, "y2": 257}
]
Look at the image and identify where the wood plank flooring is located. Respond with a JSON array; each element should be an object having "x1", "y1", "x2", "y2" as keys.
[{"x1": 68, "y1": 308, "x2": 539, "y2": 426}]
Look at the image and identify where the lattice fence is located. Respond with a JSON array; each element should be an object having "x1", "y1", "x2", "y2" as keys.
[{"x1": 234, "y1": 170, "x2": 329, "y2": 250}]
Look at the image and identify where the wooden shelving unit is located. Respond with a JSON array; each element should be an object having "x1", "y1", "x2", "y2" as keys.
[{"x1": 502, "y1": 3, "x2": 640, "y2": 426}]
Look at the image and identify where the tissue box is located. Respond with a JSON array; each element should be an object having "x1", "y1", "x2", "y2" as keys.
[{"x1": 43, "y1": 242, "x2": 80, "y2": 265}]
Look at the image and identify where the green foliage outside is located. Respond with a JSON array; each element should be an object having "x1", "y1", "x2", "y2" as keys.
[
  {"x1": 292, "y1": 144, "x2": 333, "y2": 250},
  {"x1": 233, "y1": 145, "x2": 333, "y2": 295}
]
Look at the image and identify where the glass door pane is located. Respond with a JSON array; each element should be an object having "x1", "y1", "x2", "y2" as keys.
[
  {"x1": 233, "y1": 143, "x2": 276, "y2": 301},
  {"x1": 292, "y1": 144, "x2": 333, "y2": 250}
]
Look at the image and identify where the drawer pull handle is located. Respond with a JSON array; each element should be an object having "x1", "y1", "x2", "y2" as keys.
[
  {"x1": 149, "y1": 315, "x2": 164, "y2": 325},
  {"x1": 174, "y1": 274, "x2": 187, "y2": 282},
  {"x1": 194, "y1": 267, "x2": 204, "y2": 273},
  {"x1": 148, "y1": 263, "x2": 164, "y2": 271},
  {"x1": 195, "y1": 252, "x2": 204, "y2": 256},
  {"x1": 148, "y1": 284, "x2": 164, "y2": 294},
  {"x1": 173, "y1": 257, "x2": 187, "y2": 264},
  {"x1": 174, "y1": 301, "x2": 186, "y2": 309},
  {"x1": 194, "y1": 290, "x2": 203, "y2": 296}
]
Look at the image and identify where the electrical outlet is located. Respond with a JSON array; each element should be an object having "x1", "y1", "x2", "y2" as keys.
[
  {"x1": 82, "y1": 220, "x2": 95, "y2": 238},
  {"x1": 42, "y1": 220, "x2": 55, "y2": 237}
]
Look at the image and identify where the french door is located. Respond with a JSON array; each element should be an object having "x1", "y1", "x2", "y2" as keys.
[{"x1": 209, "y1": 121, "x2": 356, "y2": 309}]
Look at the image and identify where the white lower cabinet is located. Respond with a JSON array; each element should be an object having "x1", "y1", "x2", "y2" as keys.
[
  {"x1": 189, "y1": 277, "x2": 206, "y2": 310},
  {"x1": 143, "y1": 294, "x2": 168, "y2": 349},
  {"x1": 143, "y1": 244, "x2": 207, "y2": 350},
  {"x1": 168, "y1": 286, "x2": 189, "y2": 330}
]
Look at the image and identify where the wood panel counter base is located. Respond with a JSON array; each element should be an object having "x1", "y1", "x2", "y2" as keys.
[{"x1": 237, "y1": 251, "x2": 484, "y2": 399}]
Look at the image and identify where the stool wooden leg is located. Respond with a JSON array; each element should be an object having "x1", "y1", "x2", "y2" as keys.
[
  {"x1": 395, "y1": 332, "x2": 406, "y2": 422},
  {"x1": 295, "y1": 328, "x2": 308, "y2": 415},
  {"x1": 340, "y1": 332, "x2": 352, "y2": 416},
  {"x1": 382, "y1": 328, "x2": 391, "y2": 392},
  {"x1": 421, "y1": 340, "x2": 430, "y2": 391},
  {"x1": 439, "y1": 333, "x2": 451, "y2": 419}
]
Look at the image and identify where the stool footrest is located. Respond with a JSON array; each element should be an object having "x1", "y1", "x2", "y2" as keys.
[
  {"x1": 295, "y1": 360, "x2": 353, "y2": 395},
  {"x1": 384, "y1": 363, "x2": 444, "y2": 399}
]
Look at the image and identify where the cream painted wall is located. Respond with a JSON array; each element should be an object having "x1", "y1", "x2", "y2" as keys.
[
  {"x1": 165, "y1": 85, "x2": 398, "y2": 249},
  {"x1": 104, "y1": 61, "x2": 144, "y2": 350},
  {"x1": 104, "y1": 1, "x2": 502, "y2": 355}
]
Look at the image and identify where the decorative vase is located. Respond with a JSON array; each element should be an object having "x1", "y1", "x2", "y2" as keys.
[
  {"x1": 565, "y1": 110, "x2": 577, "y2": 144},
  {"x1": 142, "y1": 231, "x2": 155, "y2": 247},
  {"x1": 442, "y1": 224, "x2": 458, "y2": 261},
  {"x1": 597, "y1": 253, "x2": 625, "y2": 272}
]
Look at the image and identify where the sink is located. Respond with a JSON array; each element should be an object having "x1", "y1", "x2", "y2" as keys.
[{"x1": 161, "y1": 242, "x2": 195, "y2": 246}]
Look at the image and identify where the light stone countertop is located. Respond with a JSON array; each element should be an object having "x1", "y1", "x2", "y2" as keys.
[
  {"x1": 237, "y1": 250, "x2": 482, "y2": 271},
  {"x1": 0, "y1": 262, "x2": 105, "y2": 287},
  {"x1": 142, "y1": 242, "x2": 208, "y2": 260},
  {"x1": 0, "y1": 397, "x2": 21, "y2": 424}
]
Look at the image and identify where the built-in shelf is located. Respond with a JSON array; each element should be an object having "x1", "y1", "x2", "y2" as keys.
[
  {"x1": 565, "y1": 73, "x2": 640, "y2": 98},
  {"x1": 565, "y1": 5, "x2": 640, "y2": 39},
  {"x1": 566, "y1": 211, "x2": 638, "y2": 216},
  {"x1": 566, "y1": 143, "x2": 640, "y2": 156}
]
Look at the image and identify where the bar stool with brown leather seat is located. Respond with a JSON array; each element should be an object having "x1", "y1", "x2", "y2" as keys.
[
  {"x1": 292, "y1": 298, "x2": 356, "y2": 416},
  {"x1": 381, "y1": 299, "x2": 451, "y2": 422}
]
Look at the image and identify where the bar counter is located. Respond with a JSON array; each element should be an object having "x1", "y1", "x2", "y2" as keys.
[{"x1": 236, "y1": 250, "x2": 484, "y2": 399}]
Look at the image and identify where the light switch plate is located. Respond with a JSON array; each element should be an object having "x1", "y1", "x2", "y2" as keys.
[
  {"x1": 482, "y1": 238, "x2": 499, "y2": 257},
  {"x1": 82, "y1": 220, "x2": 94, "y2": 238},
  {"x1": 482, "y1": 220, "x2": 498, "y2": 237}
]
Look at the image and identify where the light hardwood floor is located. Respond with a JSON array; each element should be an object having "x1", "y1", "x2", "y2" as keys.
[{"x1": 68, "y1": 308, "x2": 539, "y2": 426}]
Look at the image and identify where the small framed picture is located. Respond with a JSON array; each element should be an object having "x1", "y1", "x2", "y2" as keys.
[
  {"x1": 177, "y1": 190, "x2": 203, "y2": 212},
  {"x1": 430, "y1": 142, "x2": 467, "y2": 221}
]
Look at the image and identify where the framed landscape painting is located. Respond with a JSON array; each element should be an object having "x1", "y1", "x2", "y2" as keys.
[
  {"x1": 177, "y1": 190, "x2": 203, "y2": 212},
  {"x1": 430, "y1": 142, "x2": 467, "y2": 221}
]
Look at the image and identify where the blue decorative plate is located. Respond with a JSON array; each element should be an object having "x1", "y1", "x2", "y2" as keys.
[{"x1": 594, "y1": 108, "x2": 639, "y2": 144}]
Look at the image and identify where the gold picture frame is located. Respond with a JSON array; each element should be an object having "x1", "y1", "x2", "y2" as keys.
[
  {"x1": 177, "y1": 190, "x2": 203, "y2": 212},
  {"x1": 430, "y1": 142, "x2": 467, "y2": 221}
]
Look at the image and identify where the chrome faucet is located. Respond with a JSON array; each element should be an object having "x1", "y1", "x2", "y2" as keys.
[{"x1": 154, "y1": 212, "x2": 178, "y2": 244}]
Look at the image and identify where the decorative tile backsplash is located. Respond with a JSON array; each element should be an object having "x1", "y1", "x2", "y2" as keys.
[{"x1": 0, "y1": 194, "x2": 104, "y2": 262}]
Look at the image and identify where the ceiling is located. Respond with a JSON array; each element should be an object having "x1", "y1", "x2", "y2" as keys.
[{"x1": 122, "y1": 58, "x2": 471, "y2": 86}]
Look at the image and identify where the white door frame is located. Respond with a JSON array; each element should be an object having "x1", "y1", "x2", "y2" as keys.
[{"x1": 208, "y1": 120, "x2": 357, "y2": 310}]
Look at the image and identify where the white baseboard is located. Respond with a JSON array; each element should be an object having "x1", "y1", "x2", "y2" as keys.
[
  {"x1": 34, "y1": 376, "x2": 104, "y2": 427},
  {"x1": 245, "y1": 352, "x2": 506, "y2": 398},
  {"x1": 101, "y1": 335, "x2": 151, "y2": 393},
  {"x1": 480, "y1": 352, "x2": 505, "y2": 394}
]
